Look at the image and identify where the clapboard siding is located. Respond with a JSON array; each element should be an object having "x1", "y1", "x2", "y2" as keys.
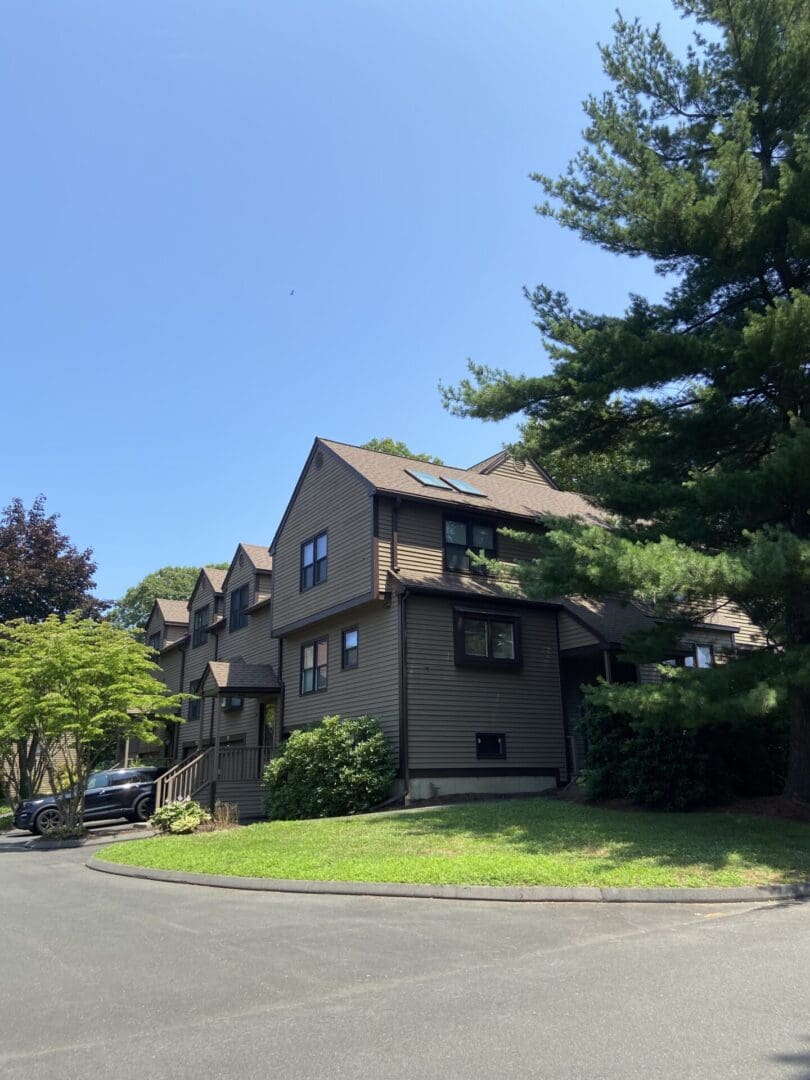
[
  {"x1": 558, "y1": 612, "x2": 600, "y2": 652},
  {"x1": 485, "y1": 456, "x2": 553, "y2": 487},
  {"x1": 182, "y1": 575, "x2": 221, "y2": 750},
  {"x1": 396, "y1": 502, "x2": 537, "y2": 579},
  {"x1": 406, "y1": 596, "x2": 567, "y2": 777},
  {"x1": 215, "y1": 782, "x2": 266, "y2": 820},
  {"x1": 376, "y1": 496, "x2": 394, "y2": 592},
  {"x1": 272, "y1": 447, "x2": 373, "y2": 630},
  {"x1": 282, "y1": 600, "x2": 399, "y2": 757}
]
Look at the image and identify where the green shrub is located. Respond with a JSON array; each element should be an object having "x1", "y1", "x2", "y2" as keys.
[
  {"x1": 579, "y1": 703, "x2": 788, "y2": 811},
  {"x1": 264, "y1": 714, "x2": 395, "y2": 820},
  {"x1": 150, "y1": 798, "x2": 211, "y2": 834}
]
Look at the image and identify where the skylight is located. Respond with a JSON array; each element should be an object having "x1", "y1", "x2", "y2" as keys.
[
  {"x1": 405, "y1": 468, "x2": 453, "y2": 490},
  {"x1": 443, "y1": 477, "x2": 487, "y2": 497}
]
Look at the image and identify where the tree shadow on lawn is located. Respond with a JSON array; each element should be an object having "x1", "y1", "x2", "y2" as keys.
[{"x1": 381, "y1": 799, "x2": 810, "y2": 880}]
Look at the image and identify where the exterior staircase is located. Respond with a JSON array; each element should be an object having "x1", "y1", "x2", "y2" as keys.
[{"x1": 154, "y1": 745, "x2": 270, "y2": 821}]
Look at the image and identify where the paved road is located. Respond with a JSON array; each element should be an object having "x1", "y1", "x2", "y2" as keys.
[{"x1": 2, "y1": 841, "x2": 810, "y2": 1080}]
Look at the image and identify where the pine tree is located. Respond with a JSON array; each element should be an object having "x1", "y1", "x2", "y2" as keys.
[{"x1": 444, "y1": 1, "x2": 810, "y2": 800}]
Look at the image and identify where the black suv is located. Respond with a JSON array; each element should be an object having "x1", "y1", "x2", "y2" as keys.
[{"x1": 13, "y1": 767, "x2": 167, "y2": 835}]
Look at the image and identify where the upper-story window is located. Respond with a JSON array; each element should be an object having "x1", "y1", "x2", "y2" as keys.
[
  {"x1": 148, "y1": 631, "x2": 161, "y2": 652},
  {"x1": 684, "y1": 644, "x2": 714, "y2": 668},
  {"x1": 229, "y1": 584, "x2": 250, "y2": 632},
  {"x1": 188, "y1": 679, "x2": 201, "y2": 721},
  {"x1": 444, "y1": 517, "x2": 496, "y2": 574},
  {"x1": 192, "y1": 605, "x2": 210, "y2": 648},
  {"x1": 341, "y1": 627, "x2": 359, "y2": 669},
  {"x1": 454, "y1": 611, "x2": 521, "y2": 669},
  {"x1": 301, "y1": 531, "x2": 328, "y2": 591},
  {"x1": 301, "y1": 638, "x2": 328, "y2": 694}
]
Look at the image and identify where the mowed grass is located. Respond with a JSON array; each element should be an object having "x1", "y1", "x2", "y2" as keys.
[
  {"x1": 0, "y1": 802, "x2": 11, "y2": 832},
  {"x1": 96, "y1": 797, "x2": 810, "y2": 888}
]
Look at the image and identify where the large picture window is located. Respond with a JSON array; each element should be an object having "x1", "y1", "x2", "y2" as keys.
[
  {"x1": 444, "y1": 518, "x2": 496, "y2": 574},
  {"x1": 454, "y1": 611, "x2": 521, "y2": 669},
  {"x1": 301, "y1": 531, "x2": 328, "y2": 591},
  {"x1": 192, "y1": 605, "x2": 210, "y2": 647},
  {"x1": 301, "y1": 638, "x2": 328, "y2": 694},
  {"x1": 229, "y1": 585, "x2": 250, "y2": 632}
]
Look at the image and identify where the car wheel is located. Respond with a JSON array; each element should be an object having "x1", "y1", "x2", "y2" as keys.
[
  {"x1": 132, "y1": 795, "x2": 152, "y2": 823},
  {"x1": 33, "y1": 807, "x2": 64, "y2": 836}
]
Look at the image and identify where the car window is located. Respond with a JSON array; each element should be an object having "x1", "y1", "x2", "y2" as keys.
[
  {"x1": 86, "y1": 773, "x2": 109, "y2": 790},
  {"x1": 108, "y1": 773, "x2": 137, "y2": 787}
]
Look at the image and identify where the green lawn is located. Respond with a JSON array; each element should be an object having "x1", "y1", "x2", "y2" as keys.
[
  {"x1": 96, "y1": 797, "x2": 810, "y2": 888},
  {"x1": 0, "y1": 802, "x2": 12, "y2": 832}
]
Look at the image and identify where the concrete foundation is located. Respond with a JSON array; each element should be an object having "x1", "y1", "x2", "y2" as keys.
[{"x1": 408, "y1": 775, "x2": 557, "y2": 801}]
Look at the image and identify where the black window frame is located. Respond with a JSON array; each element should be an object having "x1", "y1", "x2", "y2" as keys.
[
  {"x1": 300, "y1": 637, "x2": 328, "y2": 695},
  {"x1": 188, "y1": 679, "x2": 201, "y2": 721},
  {"x1": 192, "y1": 605, "x2": 210, "y2": 648},
  {"x1": 300, "y1": 530, "x2": 328, "y2": 592},
  {"x1": 229, "y1": 584, "x2": 250, "y2": 632},
  {"x1": 148, "y1": 631, "x2": 161, "y2": 652},
  {"x1": 476, "y1": 732, "x2": 507, "y2": 760},
  {"x1": 341, "y1": 626, "x2": 359, "y2": 670},
  {"x1": 443, "y1": 514, "x2": 497, "y2": 575},
  {"x1": 684, "y1": 643, "x2": 715, "y2": 669},
  {"x1": 453, "y1": 610, "x2": 521, "y2": 669}
]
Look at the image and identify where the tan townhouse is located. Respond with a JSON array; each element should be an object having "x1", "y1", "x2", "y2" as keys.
[{"x1": 146, "y1": 438, "x2": 762, "y2": 817}]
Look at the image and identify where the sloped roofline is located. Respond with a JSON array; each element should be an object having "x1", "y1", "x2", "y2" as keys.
[{"x1": 469, "y1": 449, "x2": 559, "y2": 490}]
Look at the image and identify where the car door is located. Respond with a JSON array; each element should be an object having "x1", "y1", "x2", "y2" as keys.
[
  {"x1": 107, "y1": 772, "x2": 143, "y2": 815},
  {"x1": 83, "y1": 773, "x2": 113, "y2": 819}
]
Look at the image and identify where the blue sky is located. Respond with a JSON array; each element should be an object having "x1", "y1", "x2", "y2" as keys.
[{"x1": 1, "y1": 1, "x2": 690, "y2": 601}]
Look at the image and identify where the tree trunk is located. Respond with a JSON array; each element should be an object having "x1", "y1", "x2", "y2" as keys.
[{"x1": 784, "y1": 684, "x2": 810, "y2": 804}]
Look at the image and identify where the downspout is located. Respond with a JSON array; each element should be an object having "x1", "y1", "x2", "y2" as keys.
[{"x1": 398, "y1": 590, "x2": 410, "y2": 800}]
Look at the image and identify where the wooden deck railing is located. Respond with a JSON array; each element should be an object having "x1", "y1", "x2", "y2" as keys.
[
  {"x1": 216, "y1": 745, "x2": 272, "y2": 782},
  {"x1": 154, "y1": 748, "x2": 215, "y2": 809}
]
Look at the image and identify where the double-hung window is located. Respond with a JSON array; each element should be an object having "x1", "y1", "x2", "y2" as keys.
[
  {"x1": 684, "y1": 644, "x2": 714, "y2": 668},
  {"x1": 341, "y1": 627, "x2": 359, "y2": 669},
  {"x1": 300, "y1": 532, "x2": 328, "y2": 591},
  {"x1": 301, "y1": 638, "x2": 328, "y2": 694},
  {"x1": 192, "y1": 605, "x2": 209, "y2": 647},
  {"x1": 188, "y1": 679, "x2": 201, "y2": 721},
  {"x1": 444, "y1": 518, "x2": 496, "y2": 574},
  {"x1": 454, "y1": 611, "x2": 521, "y2": 669},
  {"x1": 229, "y1": 584, "x2": 250, "y2": 632}
]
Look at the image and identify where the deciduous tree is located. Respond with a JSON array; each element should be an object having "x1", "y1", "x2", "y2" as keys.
[{"x1": 110, "y1": 564, "x2": 228, "y2": 630}]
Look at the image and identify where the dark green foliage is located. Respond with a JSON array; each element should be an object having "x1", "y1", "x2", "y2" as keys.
[
  {"x1": 264, "y1": 715, "x2": 395, "y2": 820},
  {"x1": 110, "y1": 564, "x2": 229, "y2": 630},
  {"x1": 444, "y1": 1, "x2": 810, "y2": 800},
  {"x1": 361, "y1": 437, "x2": 443, "y2": 465},
  {"x1": 579, "y1": 701, "x2": 788, "y2": 810}
]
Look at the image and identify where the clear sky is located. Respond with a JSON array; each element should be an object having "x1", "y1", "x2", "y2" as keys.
[{"x1": 1, "y1": 0, "x2": 690, "y2": 601}]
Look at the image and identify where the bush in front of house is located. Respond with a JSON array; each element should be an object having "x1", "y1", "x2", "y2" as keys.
[
  {"x1": 578, "y1": 701, "x2": 789, "y2": 811},
  {"x1": 264, "y1": 714, "x2": 395, "y2": 820},
  {"x1": 150, "y1": 798, "x2": 212, "y2": 834}
]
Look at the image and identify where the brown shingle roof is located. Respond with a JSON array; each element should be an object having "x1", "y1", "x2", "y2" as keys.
[
  {"x1": 559, "y1": 597, "x2": 656, "y2": 647},
  {"x1": 201, "y1": 659, "x2": 280, "y2": 694},
  {"x1": 388, "y1": 570, "x2": 549, "y2": 606},
  {"x1": 155, "y1": 598, "x2": 189, "y2": 625},
  {"x1": 320, "y1": 439, "x2": 603, "y2": 525},
  {"x1": 202, "y1": 567, "x2": 227, "y2": 592},
  {"x1": 239, "y1": 544, "x2": 273, "y2": 571}
]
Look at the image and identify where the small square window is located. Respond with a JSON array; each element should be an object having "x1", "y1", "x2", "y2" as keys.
[
  {"x1": 476, "y1": 733, "x2": 506, "y2": 760},
  {"x1": 301, "y1": 531, "x2": 328, "y2": 591},
  {"x1": 342, "y1": 627, "x2": 359, "y2": 669}
]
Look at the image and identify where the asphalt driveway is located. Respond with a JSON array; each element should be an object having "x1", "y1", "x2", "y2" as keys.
[{"x1": 2, "y1": 841, "x2": 810, "y2": 1080}]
